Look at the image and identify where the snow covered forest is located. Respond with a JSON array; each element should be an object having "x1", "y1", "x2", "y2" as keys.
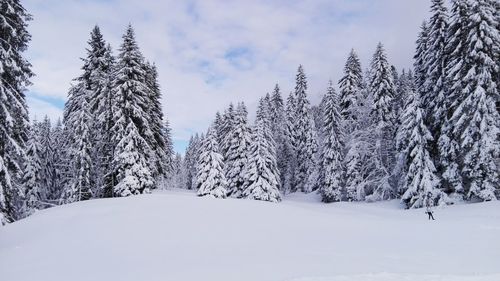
[{"x1": 1, "y1": 0, "x2": 499, "y2": 226}]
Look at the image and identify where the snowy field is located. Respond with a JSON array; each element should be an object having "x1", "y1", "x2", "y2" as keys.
[{"x1": 1, "y1": 189, "x2": 499, "y2": 281}]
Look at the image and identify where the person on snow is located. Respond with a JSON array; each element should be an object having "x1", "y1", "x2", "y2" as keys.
[
  {"x1": 426, "y1": 205, "x2": 435, "y2": 220},
  {"x1": 425, "y1": 192, "x2": 435, "y2": 220}
]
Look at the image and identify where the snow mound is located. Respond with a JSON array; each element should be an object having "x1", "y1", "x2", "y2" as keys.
[{"x1": 1, "y1": 189, "x2": 499, "y2": 281}]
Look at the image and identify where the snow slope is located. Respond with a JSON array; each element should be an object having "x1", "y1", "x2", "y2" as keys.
[{"x1": 1, "y1": 189, "x2": 499, "y2": 281}]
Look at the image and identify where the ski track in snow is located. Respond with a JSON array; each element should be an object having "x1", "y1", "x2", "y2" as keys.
[{"x1": 1, "y1": 189, "x2": 499, "y2": 281}]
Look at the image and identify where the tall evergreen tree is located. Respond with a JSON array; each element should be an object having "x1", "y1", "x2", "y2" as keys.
[
  {"x1": 62, "y1": 26, "x2": 113, "y2": 199},
  {"x1": 370, "y1": 43, "x2": 396, "y2": 128},
  {"x1": 50, "y1": 119, "x2": 67, "y2": 201},
  {"x1": 80, "y1": 26, "x2": 110, "y2": 195},
  {"x1": 23, "y1": 121, "x2": 43, "y2": 212},
  {"x1": 196, "y1": 126, "x2": 227, "y2": 198},
  {"x1": 183, "y1": 135, "x2": 197, "y2": 190},
  {"x1": 163, "y1": 118, "x2": 175, "y2": 181},
  {"x1": 225, "y1": 102, "x2": 251, "y2": 197},
  {"x1": 423, "y1": 0, "x2": 449, "y2": 131},
  {"x1": 0, "y1": 0, "x2": 33, "y2": 223},
  {"x1": 438, "y1": 0, "x2": 470, "y2": 197},
  {"x1": 320, "y1": 82, "x2": 345, "y2": 203},
  {"x1": 291, "y1": 65, "x2": 318, "y2": 193},
  {"x1": 144, "y1": 62, "x2": 171, "y2": 184},
  {"x1": 111, "y1": 25, "x2": 154, "y2": 196},
  {"x1": 63, "y1": 97, "x2": 93, "y2": 202},
  {"x1": 242, "y1": 117, "x2": 282, "y2": 203},
  {"x1": 338, "y1": 49, "x2": 363, "y2": 134},
  {"x1": 39, "y1": 116, "x2": 54, "y2": 200},
  {"x1": 269, "y1": 84, "x2": 289, "y2": 190},
  {"x1": 84, "y1": 30, "x2": 116, "y2": 198},
  {"x1": 397, "y1": 90, "x2": 441, "y2": 208},
  {"x1": 448, "y1": 0, "x2": 499, "y2": 201},
  {"x1": 255, "y1": 97, "x2": 281, "y2": 188},
  {"x1": 283, "y1": 93, "x2": 297, "y2": 194},
  {"x1": 367, "y1": 43, "x2": 397, "y2": 201}
]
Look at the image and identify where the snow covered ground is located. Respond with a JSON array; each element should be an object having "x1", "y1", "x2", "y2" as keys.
[{"x1": 1, "y1": 189, "x2": 499, "y2": 281}]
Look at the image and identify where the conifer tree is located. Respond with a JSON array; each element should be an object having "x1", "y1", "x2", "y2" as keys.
[
  {"x1": 269, "y1": 85, "x2": 289, "y2": 190},
  {"x1": 339, "y1": 49, "x2": 363, "y2": 134},
  {"x1": 220, "y1": 103, "x2": 235, "y2": 159},
  {"x1": 144, "y1": 63, "x2": 171, "y2": 184},
  {"x1": 196, "y1": 126, "x2": 227, "y2": 198},
  {"x1": 291, "y1": 65, "x2": 318, "y2": 193},
  {"x1": 256, "y1": 97, "x2": 281, "y2": 188},
  {"x1": 50, "y1": 119, "x2": 67, "y2": 201},
  {"x1": 64, "y1": 97, "x2": 93, "y2": 202},
  {"x1": 62, "y1": 26, "x2": 112, "y2": 198},
  {"x1": 242, "y1": 113, "x2": 281, "y2": 202},
  {"x1": 370, "y1": 43, "x2": 396, "y2": 128},
  {"x1": 367, "y1": 43, "x2": 397, "y2": 201},
  {"x1": 448, "y1": 0, "x2": 499, "y2": 201},
  {"x1": 79, "y1": 26, "x2": 110, "y2": 194},
  {"x1": 283, "y1": 93, "x2": 297, "y2": 194},
  {"x1": 225, "y1": 102, "x2": 251, "y2": 197},
  {"x1": 163, "y1": 118, "x2": 175, "y2": 180},
  {"x1": 438, "y1": 0, "x2": 470, "y2": 197},
  {"x1": 92, "y1": 42, "x2": 115, "y2": 198},
  {"x1": 0, "y1": 0, "x2": 33, "y2": 224},
  {"x1": 314, "y1": 94, "x2": 328, "y2": 189},
  {"x1": 320, "y1": 82, "x2": 345, "y2": 203},
  {"x1": 23, "y1": 121, "x2": 43, "y2": 212},
  {"x1": 39, "y1": 116, "x2": 54, "y2": 200},
  {"x1": 423, "y1": 0, "x2": 449, "y2": 131},
  {"x1": 183, "y1": 135, "x2": 196, "y2": 190},
  {"x1": 190, "y1": 133, "x2": 204, "y2": 190},
  {"x1": 398, "y1": 91, "x2": 441, "y2": 208},
  {"x1": 111, "y1": 25, "x2": 154, "y2": 196}
]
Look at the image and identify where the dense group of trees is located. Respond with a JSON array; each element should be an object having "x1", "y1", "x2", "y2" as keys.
[
  {"x1": 1, "y1": 0, "x2": 174, "y2": 225},
  {"x1": 1, "y1": 0, "x2": 498, "y2": 224},
  {"x1": 49, "y1": 25, "x2": 174, "y2": 204},
  {"x1": 174, "y1": 0, "x2": 499, "y2": 207}
]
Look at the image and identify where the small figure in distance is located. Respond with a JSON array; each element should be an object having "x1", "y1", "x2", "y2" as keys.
[{"x1": 425, "y1": 192, "x2": 435, "y2": 220}]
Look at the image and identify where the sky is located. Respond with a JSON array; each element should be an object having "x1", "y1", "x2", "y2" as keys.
[{"x1": 23, "y1": 0, "x2": 431, "y2": 153}]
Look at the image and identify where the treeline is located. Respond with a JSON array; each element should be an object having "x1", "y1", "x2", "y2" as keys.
[
  {"x1": 1, "y1": 0, "x2": 499, "y2": 225},
  {"x1": 170, "y1": 0, "x2": 499, "y2": 207}
]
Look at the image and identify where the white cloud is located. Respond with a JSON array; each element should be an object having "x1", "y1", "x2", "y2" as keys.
[{"x1": 23, "y1": 0, "x2": 431, "y2": 146}]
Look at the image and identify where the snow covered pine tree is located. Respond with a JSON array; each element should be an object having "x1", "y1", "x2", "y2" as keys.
[
  {"x1": 111, "y1": 25, "x2": 154, "y2": 196},
  {"x1": 0, "y1": 0, "x2": 33, "y2": 224},
  {"x1": 196, "y1": 125, "x2": 227, "y2": 198},
  {"x1": 320, "y1": 82, "x2": 345, "y2": 203}
]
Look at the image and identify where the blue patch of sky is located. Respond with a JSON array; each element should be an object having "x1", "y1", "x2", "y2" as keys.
[
  {"x1": 173, "y1": 139, "x2": 188, "y2": 155},
  {"x1": 27, "y1": 91, "x2": 65, "y2": 108},
  {"x1": 224, "y1": 46, "x2": 254, "y2": 70}
]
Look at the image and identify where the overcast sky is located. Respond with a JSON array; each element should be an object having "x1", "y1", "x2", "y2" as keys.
[{"x1": 24, "y1": 0, "x2": 431, "y2": 153}]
